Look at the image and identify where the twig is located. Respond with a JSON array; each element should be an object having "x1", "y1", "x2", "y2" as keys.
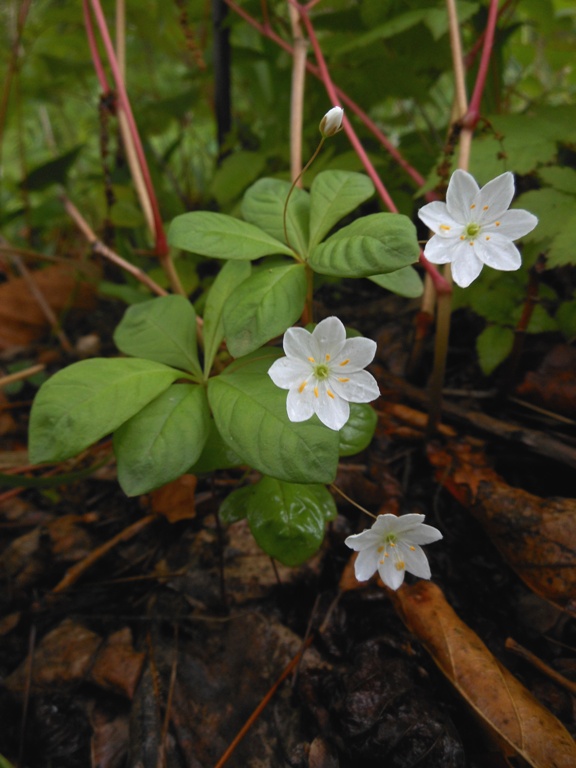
[
  {"x1": 505, "y1": 637, "x2": 576, "y2": 696},
  {"x1": 0, "y1": 364, "x2": 45, "y2": 389}
]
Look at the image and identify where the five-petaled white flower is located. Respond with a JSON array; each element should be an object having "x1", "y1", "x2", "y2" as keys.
[
  {"x1": 418, "y1": 170, "x2": 538, "y2": 288},
  {"x1": 345, "y1": 513, "x2": 443, "y2": 591},
  {"x1": 319, "y1": 106, "x2": 344, "y2": 138},
  {"x1": 268, "y1": 316, "x2": 379, "y2": 431}
]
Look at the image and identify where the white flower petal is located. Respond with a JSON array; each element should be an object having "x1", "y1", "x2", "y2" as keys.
[
  {"x1": 417, "y1": 201, "x2": 462, "y2": 236},
  {"x1": 377, "y1": 557, "x2": 405, "y2": 590},
  {"x1": 446, "y1": 170, "x2": 480, "y2": 222},
  {"x1": 353, "y1": 546, "x2": 380, "y2": 581},
  {"x1": 485, "y1": 209, "x2": 538, "y2": 240},
  {"x1": 312, "y1": 317, "x2": 346, "y2": 358},
  {"x1": 268, "y1": 357, "x2": 308, "y2": 389},
  {"x1": 386, "y1": 513, "x2": 425, "y2": 533},
  {"x1": 423, "y1": 234, "x2": 461, "y2": 264},
  {"x1": 474, "y1": 172, "x2": 515, "y2": 222},
  {"x1": 475, "y1": 235, "x2": 522, "y2": 271},
  {"x1": 331, "y1": 369, "x2": 380, "y2": 403},
  {"x1": 400, "y1": 543, "x2": 432, "y2": 579},
  {"x1": 283, "y1": 326, "x2": 314, "y2": 360},
  {"x1": 406, "y1": 523, "x2": 444, "y2": 546},
  {"x1": 337, "y1": 337, "x2": 377, "y2": 371},
  {"x1": 286, "y1": 384, "x2": 315, "y2": 422},
  {"x1": 313, "y1": 385, "x2": 349, "y2": 430},
  {"x1": 451, "y1": 248, "x2": 485, "y2": 287},
  {"x1": 344, "y1": 528, "x2": 384, "y2": 551}
]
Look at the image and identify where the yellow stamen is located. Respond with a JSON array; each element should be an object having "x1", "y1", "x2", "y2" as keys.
[
  {"x1": 339, "y1": 359, "x2": 350, "y2": 366},
  {"x1": 495, "y1": 221, "x2": 500, "y2": 226},
  {"x1": 338, "y1": 377, "x2": 350, "y2": 383},
  {"x1": 439, "y1": 224, "x2": 451, "y2": 231},
  {"x1": 327, "y1": 389, "x2": 335, "y2": 399},
  {"x1": 469, "y1": 241, "x2": 474, "y2": 246},
  {"x1": 483, "y1": 205, "x2": 488, "y2": 210},
  {"x1": 409, "y1": 546, "x2": 415, "y2": 551},
  {"x1": 389, "y1": 542, "x2": 395, "y2": 547},
  {"x1": 384, "y1": 552, "x2": 389, "y2": 558},
  {"x1": 377, "y1": 546, "x2": 384, "y2": 553},
  {"x1": 298, "y1": 381, "x2": 307, "y2": 393},
  {"x1": 460, "y1": 235, "x2": 465, "y2": 240},
  {"x1": 470, "y1": 204, "x2": 476, "y2": 209},
  {"x1": 485, "y1": 236, "x2": 490, "y2": 241},
  {"x1": 395, "y1": 561, "x2": 405, "y2": 571},
  {"x1": 308, "y1": 356, "x2": 315, "y2": 363},
  {"x1": 325, "y1": 353, "x2": 331, "y2": 362}
]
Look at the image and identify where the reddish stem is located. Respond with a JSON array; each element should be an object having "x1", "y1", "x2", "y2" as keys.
[
  {"x1": 463, "y1": 0, "x2": 500, "y2": 130},
  {"x1": 86, "y1": 0, "x2": 168, "y2": 256},
  {"x1": 82, "y1": 0, "x2": 110, "y2": 92}
]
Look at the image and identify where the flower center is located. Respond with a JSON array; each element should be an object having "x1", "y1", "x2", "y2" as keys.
[
  {"x1": 464, "y1": 222, "x2": 481, "y2": 239},
  {"x1": 385, "y1": 533, "x2": 397, "y2": 545},
  {"x1": 313, "y1": 363, "x2": 330, "y2": 381}
]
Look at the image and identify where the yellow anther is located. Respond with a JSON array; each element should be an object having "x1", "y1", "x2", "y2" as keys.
[
  {"x1": 377, "y1": 545, "x2": 384, "y2": 553},
  {"x1": 395, "y1": 561, "x2": 405, "y2": 571},
  {"x1": 338, "y1": 377, "x2": 350, "y2": 383},
  {"x1": 460, "y1": 235, "x2": 465, "y2": 240},
  {"x1": 298, "y1": 381, "x2": 307, "y2": 393},
  {"x1": 470, "y1": 204, "x2": 476, "y2": 209},
  {"x1": 495, "y1": 221, "x2": 501, "y2": 226},
  {"x1": 469, "y1": 241, "x2": 474, "y2": 246},
  {"x1": 308, "y1": 357, "x2": 315, "y2": 363},
  {"x1": 483, "y1": 205, "x2": 489, "y2": 210},
  {"x1": 327, "y1": 389, "x2": 335, "y2": 399},
  {"x1": 314, "y1": 386, "x2": 319, "y2": 398},
  {"x1": 339, "y1": 359, "x2": 350, "y2": 366},
  {"x1": 439, "y1": 224, "x2": 451, "y2": 231},
  {"x1": 384, "y1": 552, "x2": 389, "y2": 558},
  {"x1": 389, "y1": 542, "x2": 396, "y2": 547},
  {"x1": 409, "y1": 546, "x2": 416, "y2": 551},
  {"x1": 325, "y1": 354, "x2": 331, "y2": 362},
  {"x1": 485, "y1": 236, "x2": 490, "y2": 241}
]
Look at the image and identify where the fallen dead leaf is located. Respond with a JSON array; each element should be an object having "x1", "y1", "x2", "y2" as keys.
[
  {"x1": 427, "y1": 437, "x2": 576, "y2": 614},
  {"x1": 148, "y1": 474, "x2": 197, "y2": 522},
  {"x1": 393, "y1": 581, "x2": 576, "y2": 768},
  {"x1": 516, "y1": 344, "x2": 576, "y2": 418}
]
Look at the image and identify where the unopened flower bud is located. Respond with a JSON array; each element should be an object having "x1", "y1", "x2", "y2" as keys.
[{"x1": 319, "y1": 106, "x2": 344, "y2": 137}]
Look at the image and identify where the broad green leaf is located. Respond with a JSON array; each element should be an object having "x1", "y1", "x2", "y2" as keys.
[
  {"x1": 477, "y1": 326, "x2": 514, "y2": 375},
  {"x1": 538, "y1": 166, "x2": 576, "y2": 195},
  {"x1": 339, "y1": 403, "x2": 378, "y2": 457},
  {"x1": 29, "y1": 359, "x2": 181, "y2": 463},
  {"x1": 188, "y1": 417, "x2": 244, "y2": 474},
  {"x1": 370, "y1": 266, "x2": 424, "y2": 297},
  {"x1": 203, "y1": 260, "x2": 252, "y2": 375},
  {"x1": 20, "y1": 145, "x2": 83, "y2": 190},
  {"x1": 309, "y1": 213, "x2": 419, "y2": 277},
  {"x1": 516, "y1": 188, "x2": 576, "y2": 268},
  {"x1": 219, "y1": 484, "x2": 252, "y2": 524},
  {"x1": 242, "y1": 177, "x2": 310, "y2": 258},
  {"x1": 114, "y1": 295, "x2": 202, "y2": 378},
  {"x1": 246, "y1": 477, "x2": 337, "y2": 566},
  {"x1": 114, "y1": 384, "x2": 210, "y2": 496},
  {"x1": 526, "y1": 304, "x2": 558, "y2": 334},
  {"x1": 210, "y1": 150, "x2": 267, "y2": 205},
  {"x1": 309, "y1": 170, "x2": 374, "y2": 249},
  {"x1": 207, "y1": 352, "x2": 339, "y2": 484},
  {"x1": 168, "y1": 211, "x2": 294, "y2": 260},
  {"x1": 223, "y1": 263, "x2": 307, "y2": 358}
]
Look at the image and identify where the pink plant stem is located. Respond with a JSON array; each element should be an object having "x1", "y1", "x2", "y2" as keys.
[
  {"x1": 86, "y1": 0, "x2": 168, "y2": 257},
  {"x1": 224, "y1": 0, "x2": 427, "y2": 191},
  {"x1": 82, "y1": 0, "x2": 110, "y2": 92},
  {"x1": 464, "y1": 0, "x2": 500, "y2": 130}
]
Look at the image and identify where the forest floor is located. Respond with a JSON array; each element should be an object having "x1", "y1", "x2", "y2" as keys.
[{"x1": 0, "y1": 275, "x2": 575, "y2": 768}]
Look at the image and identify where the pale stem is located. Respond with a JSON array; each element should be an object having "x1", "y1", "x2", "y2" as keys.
[
  {"x1": 282, "y1": 137, "x2": 325, "y2": 251},
  {"x1": 288, "y1": 3, "x2": 307, "y2": 185},
  {"x1": 330, "y1": 484, "x2": 378, "y2": 520}
]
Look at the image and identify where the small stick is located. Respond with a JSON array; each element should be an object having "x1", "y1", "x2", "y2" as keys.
[
  {"x1": 505, "y1": 637, "x2": 576, "y2": 696},
  {"x1": 0, "y1": 364, "x2": 45, "y2": 389}
]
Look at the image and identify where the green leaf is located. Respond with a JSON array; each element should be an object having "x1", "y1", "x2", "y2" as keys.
[
  {"x1": 20, "y1": 145, "x2": 83, "y2": 190},
  {"x1": 369, "y1": 266, "x2": 423, "y2": 297},
  {"x1": 477, "y1": 326, "x2": 515, "y2": 375},
  {"x1": 538, "y1": 166, "x2": 576, "y2": 195},
  {"x1": 223, "y1": 263, "x2": 307, "y2": 358},
  {"x1": 188, "y1": 417, "x2": 244, "y2": 474},
  {"x1": 242, "y1": 177, "x2": 310, "y2": 258},
  {"x1": 339, "y1": 403, "x2": 378, "y2": 456},
  {"x1": 526, "y1": 304, "x2": 558, "y2": 334},
  {"x1": 309, "y1": 170, "x2": 374, "y2": 249},
  {"x1": 210, "y1": 150, "x2": 267, "y2": 206},
  {"x1": 309, "y1": 213, "x2": 420, "y2": 277},
  {"x1": 113, "y1": 295, "x2": 203, "y2": 378},
  {"x1": 556, "y1": 300, "x2": 576, "y2": 341},
  {"x1": 29, "y1": 359, "x2": 181, "y2": 463},
  {"x1": 516, "y1": 188, "x2": 576, "y2": 268},
  {"x1": 168, "y1": 211, "x2": 294, "y2": 260},
  {"x1": 246, "y1": 477, "x2": 337, "y2": 566},
  {"x1": 203, "y1": 260, "x2": 252, "y2": 375},
  {"x1": 207, "y1": 352, "x2": 339, "y2": 484},
  {"x1": 114, "y1": 384, "x2": 210, "y2": 496},
  {"x1": 219, "y1": 484, "x2": 252, "y2": 524}
]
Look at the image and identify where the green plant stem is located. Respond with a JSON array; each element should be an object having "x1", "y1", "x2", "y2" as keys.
[{"x1": 282, "y1": 136, "x2": 325, "y2": 251}]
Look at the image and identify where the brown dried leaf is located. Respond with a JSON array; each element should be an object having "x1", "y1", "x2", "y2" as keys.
[
  {"x1": 89, "y1": 627, "x2": 145, "y2": 699},
  {"x1": 394, "y1": 581, "x2": 576, "y2": 768},
  {"x1": 516, "y1": 345, "x2": 576, "y2": 418},
  {"x1": 0, "y1": 263, "x2": 97, "y2": 350},
  {"x1": 427, "y1": 438, "x2": 576, "y2": 613},
  {"x1": 149, "y1": 475, "x2": 197, "y2": 522}
]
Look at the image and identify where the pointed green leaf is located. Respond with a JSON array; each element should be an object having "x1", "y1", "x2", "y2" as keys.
[
  {"x1": 203, "y1": 260, "x2": 252, "y2": 375},
  {"x1": 477, "y1": 325, "x2": 514, "y2": 375},
  {"x1": 207, "y1": 352, "x2": 339, "y2": 484},
  {"x1": 114, "y1": 384, "x2": 210, "y2": 496},
  {"x1": 20, "y1": 145, "x2": 83, "y2": 190},
  {"x1": 219, "y1": 484, "x2": 252, "y2": 524},
  {"x1": 309, "y1": 170, "x2": 374, "y2": 249},
  {"x1": 223, "y1": 263, "x2": 307, "y2": 358},
  {"x1": 247, "y1": 477, "x2": 337, "y2": 566},
  {"x1": 114, "y1": 295, "x2": 202, "y2": 378},
  {"x1": 29, "y1": 359, "x2": 181, "y2": 463},
  {"x1": 188, "y1": 417, "x2": 244, "y2": 474},
  {"x1": 168, "y1": 211, "x2": 294, "y2": 260},
  {"x1": 339, "y1": 403, "x2": 378, "y2": 456},
  {"x1": 242, "y1": 177, "x2": 310, "y2": 258},
  {"x1": 309, "y1": 213, "x2": 419, "y2": 277},
  {"x1": 369, "y1": 266, "x2": 424, "y2": 297}
]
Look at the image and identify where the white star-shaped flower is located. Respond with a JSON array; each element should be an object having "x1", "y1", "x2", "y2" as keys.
[
  {"x1": 268, "y1": 316, "x2": 380, "y2": 431},
  {"x1": 418, "y1": 170, "x2": 538, "y2": 288},
  {"x1": 345, "y1": 513, "x2": 443, "y2": 590}
]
